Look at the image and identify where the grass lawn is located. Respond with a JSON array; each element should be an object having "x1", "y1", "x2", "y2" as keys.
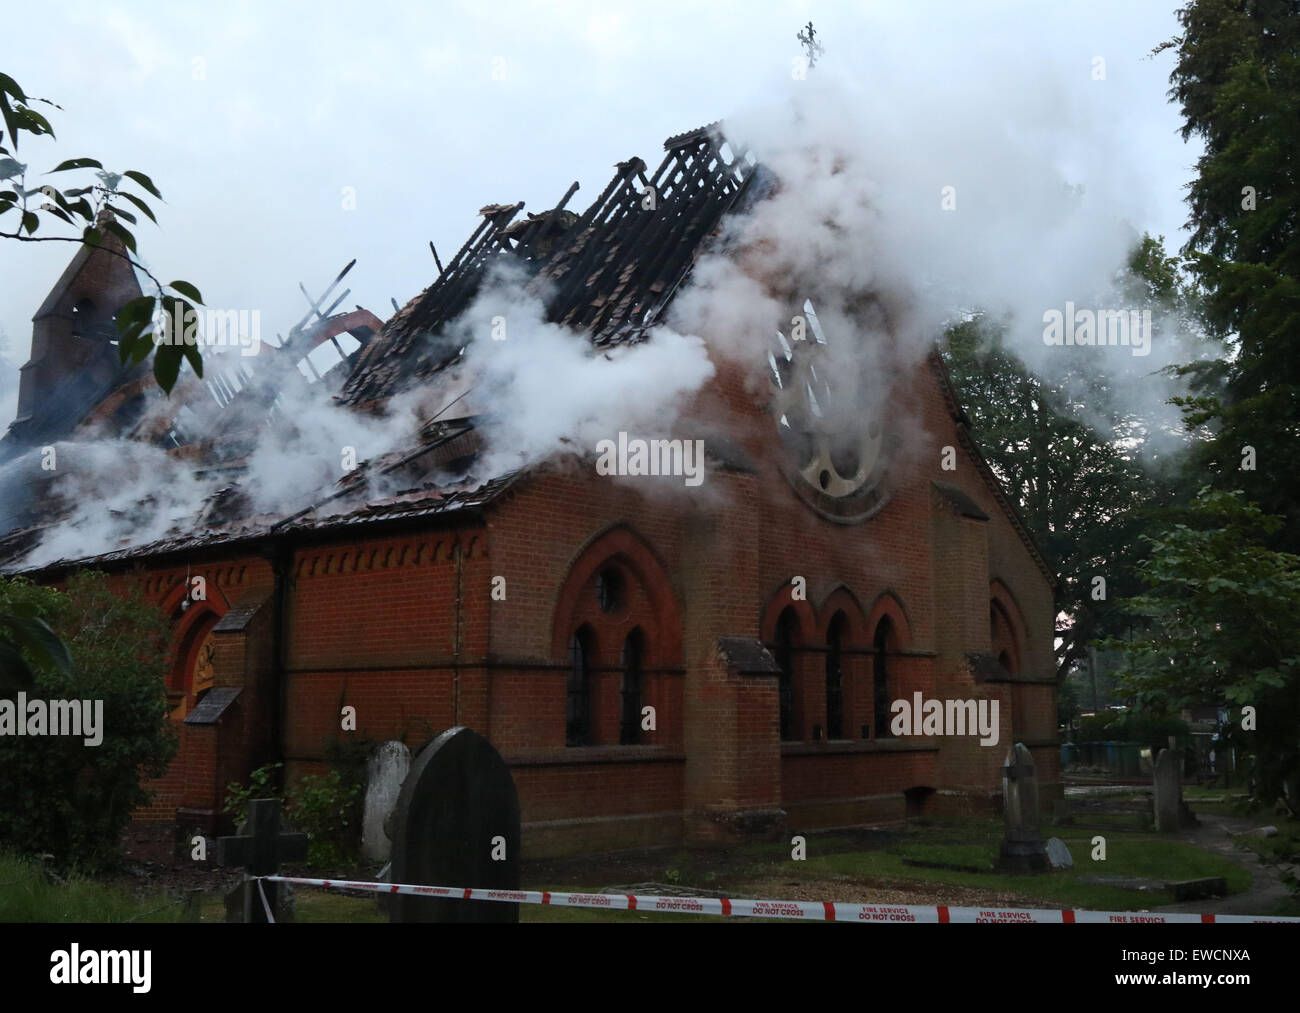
[
  {"x1": 279, "y1": 817, "x2": 1253, "y2": 922},
  {"x1": 1231, "y1": 818, "x2": 1300, "y2": 864},
  {"x1": 8, "y1": 803, "x2": 1279, "y2": 923},
  {"x1": 0, "y1": 852, "x2": 189, "y2": 923},
  {"x1": 795, "y1": 835, "x2": 1251, "y2": 911}
]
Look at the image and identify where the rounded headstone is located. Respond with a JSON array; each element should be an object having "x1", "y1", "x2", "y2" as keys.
[{"x1": 389, "y1": 727, "x2": 521, "y2": 923}]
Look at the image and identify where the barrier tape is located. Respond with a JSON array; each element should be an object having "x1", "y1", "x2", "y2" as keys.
[
  {"x1": 259, "y1": 875, "x2": 1300, "y2": 924},
  {"x1": 255, "y1": 877, "x2": 276, "y2": 924}
]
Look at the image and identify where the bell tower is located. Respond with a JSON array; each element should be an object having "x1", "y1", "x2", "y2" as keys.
[{"x1": 8, "y1": 214, "x2": 141, "y2": 446}]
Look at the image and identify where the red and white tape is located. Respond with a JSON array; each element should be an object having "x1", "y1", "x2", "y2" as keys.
[{"x1": 260, "y1": 875, "x2": 1300, "y2": 924}]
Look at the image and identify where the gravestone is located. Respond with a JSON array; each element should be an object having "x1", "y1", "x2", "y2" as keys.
[
  {"x1": 362, "y1": 740, "x2": 411, "y2": 862},
  {"x1": 1153, "y1": 748, "x2": 1187, "y2": 832},
  {"x1": 1045, "y1": 836, "x2": 1073, "y2": 869},
  {"x1": 390, "y1": 726, "x2": 521, "y2": 923},
  {"x1": 997, "y1": 743, "x2": 1049, "y2": 872},
  {"x1": 216, "y1": 798, "x2": 307, "y2": 923}
]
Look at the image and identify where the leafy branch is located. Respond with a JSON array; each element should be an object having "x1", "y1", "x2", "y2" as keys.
[{"x1": 0, "y1": 71, "x2": 204, "y2": 392}]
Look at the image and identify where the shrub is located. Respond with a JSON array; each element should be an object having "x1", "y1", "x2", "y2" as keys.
[
  {"x1": 0, "y1": 572, "x2": 175, "y2": 872},
  {"x1": 224, "y1": 761, "x2": 362, "y2": 868}
]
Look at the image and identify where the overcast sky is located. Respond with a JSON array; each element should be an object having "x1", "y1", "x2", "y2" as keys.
[{"x1": 0, "y1": 1, "x2": 1199, "y2": 398}]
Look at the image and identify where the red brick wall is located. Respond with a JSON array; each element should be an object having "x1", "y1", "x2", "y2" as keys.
[{"x1": 116, "y1": 343, "x2": 1057, "y2": 854}]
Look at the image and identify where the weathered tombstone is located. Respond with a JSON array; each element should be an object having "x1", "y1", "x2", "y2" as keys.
[
  {"x1": 362, "y1": 740, "x2": 411, "y2": 862},
  {"x1": 997, "y1": 743, "x2": 1049, "y2": 872},
  {"x1": 390, "y1": 727, "x2": 521, "y2": 923},
  {"x1": 216, "y1": 798, "x2": 307, "y2": 923},
  {"x1": 1153, "y1": 748, "x2": 1182, "y2": 832},
  {"x1": 1045, "y1": 836, "x2": 1073, "y2": 869}
]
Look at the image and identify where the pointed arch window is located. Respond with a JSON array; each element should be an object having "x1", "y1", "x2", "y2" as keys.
[
  {"x1": 567, "y1": 625, "x2": 594, "y2": 747},
  {"x1": 774, "y1": 608, "x2": 798, "y2": 740},
  {"x1": 873, "y1": 618, "x2": 893, "y2": 739},
  {"x1": 825, "y1": 612, "x2": 846, "y2": 740},
  {"x1": 991, "y1": 599, "x2": 1019, "y2": 676},
  {"x1": 620, "y1": 629, "x2": 645, "y2": 745}
]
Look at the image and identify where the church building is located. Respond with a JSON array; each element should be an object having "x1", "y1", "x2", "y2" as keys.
[{"x1": 0, "y1": 123, "x2": 1059, "y2": 857}]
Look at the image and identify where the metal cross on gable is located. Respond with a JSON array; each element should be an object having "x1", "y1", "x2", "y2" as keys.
[
  {"x1": 797, "y1": 21, "x2": 824, "y2": 69},
  {"x1": 216, "y1": 798, "x2": 308, "y2": 923}
]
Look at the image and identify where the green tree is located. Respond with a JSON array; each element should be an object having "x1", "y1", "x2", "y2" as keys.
[
  {"x1": 1158, "y1": 2, "x2": 1300, "y2": 548},
  {"x1": 1106, "y1": 488, "x2": 1300, "y2": 804},
  {"x1": 0, "y1": 71, "x2": 204, "y2": 392},
  {"x1": 0, "y1": 572, "x2": 176, "y2": 870},
  {"x1": 941, "y1": 235, "x2": 1199, "y2": 684}
]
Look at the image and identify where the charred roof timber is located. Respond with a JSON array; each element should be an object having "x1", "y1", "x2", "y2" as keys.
[
  {"x1": 0, "y1": 122, "x2": 769, "y2": 575},
  {"x1": 340, "y1": 122, "x2": 761, "y2": 409}
]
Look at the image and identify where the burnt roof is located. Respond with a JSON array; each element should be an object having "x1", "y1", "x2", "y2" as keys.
[
  {"x1": 5, "y1": 470, "x2": 516, "y2": 576},
  {"x1": 340, "y1": 122, "x2": 762, "y2": 407},
  {"x1": 3, "y1": 123, "x2": 768, "y2": 575}
]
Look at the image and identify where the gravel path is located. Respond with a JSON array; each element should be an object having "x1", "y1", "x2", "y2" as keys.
[{"x1": 1152, "y1": 811, "x2": 1293, "y2": 916}]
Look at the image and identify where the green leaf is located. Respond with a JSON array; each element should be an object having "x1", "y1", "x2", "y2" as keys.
[
  {"x1": 0, "y1": 92, "x2": 19, "y2": 154},
  {"x1": 21, "y1": 210, "x2": 37, "y2": 234},
  {"x1": 13, "y1": 104, "x2": 54, "y2": 140},
  {"x1": 82, "y1": 225, "x2": 102, "y2": 246},
  {"x1": 0, "y1": 74, "x2": 25, "y2": 101},
  {"x1": 102, "y1": 219, "x2": 137, "y2": 254},
  {"x1": 153, "y1": 344, "x2": 182, "y2": 393},
  {"x1": 117, "y1": 190, "x2": 157, "y2": 224},
  {"x1": 0, "y1": 613, "x2": 74, "y2": 680},
  {"x1": 108, "y1": 205, "x2": 137, "y2": 226},
  {"x1": 181, "y1": 330, "x2": 204, "y2": 378},
  {"x1": 115, "y1": 295, "x2": 157, "y2": 335},
  {"x1": 122, "y1": 169, "x2": 162, "y2": 199},
  {"x1": 49, "y1": 157, "x2": 103, "y2": 172},
  {"x1": 169, "y1": 280, "x2": 203, "y2": 304},
  {"x1": 119, "y1": 330, "x2": 154, "y2": 366}
]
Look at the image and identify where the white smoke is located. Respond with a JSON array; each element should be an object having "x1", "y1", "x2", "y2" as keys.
[
  {"x1": 8, "y1": 55, "x2": 1209, "y2": 567},
  {"x1": 437, "y1": 264, "x2": 716, "y2": 482},
  {"x1": 672, "y1": 69, "x2": 1206, "y2": 453},
  {"x1": 17, "y1": 439, "x2": 214, "y2": 566},
  {"x1": 241, "y1": 378, "x2": 427, "y2": 516},
  {"x1": 14, "y1": 345, "x2": 434, "y2": 567}
]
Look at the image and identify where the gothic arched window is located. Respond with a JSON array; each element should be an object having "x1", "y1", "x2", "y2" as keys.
[
  {"x1": 825, "y1": 611, "x2": 846, "y2": 740},
  {"x1": 620, "y1": 629, "x2": 645, "y2": 745},
  {"x1": 873, "y1": 618, "x2": 893, "y2": 739},
  {"x1": 775, "y1": 607, "x2": 798, "y2": 740},
  {"x1": 567, "y1": 625, "x2": 595, "y2": 747}
]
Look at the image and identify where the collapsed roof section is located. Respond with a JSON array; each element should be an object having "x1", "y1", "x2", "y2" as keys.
[
  {"x1": 1, "y1": 123, "x2": 767, "y2": 575},
  {"x1": 340, "y1": 122, "x2": 762, "y2": 409}
]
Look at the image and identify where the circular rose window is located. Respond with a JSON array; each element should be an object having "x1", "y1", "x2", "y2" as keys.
[{"x1": 768, "y1": 300, "x2": 891, "y2": 523}]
